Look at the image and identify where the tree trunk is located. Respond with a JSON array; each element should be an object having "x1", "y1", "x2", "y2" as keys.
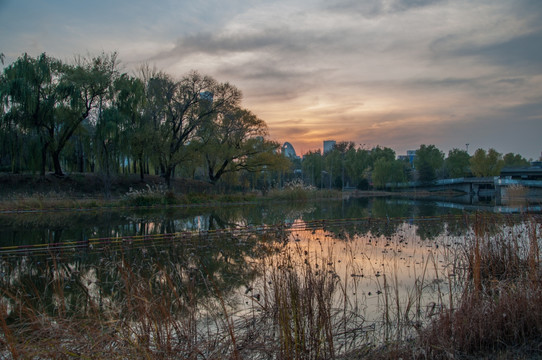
[
  {"x1": 139, "y1": 154, "x2": 145, "y2": 181},
  {"x1": 40, "y1": 144, "x2": 48, "y2": 177},
  {"x1": 164, "y1": 166, "x2": 172, "y2": 189},
  {"x1": 52, "y1": 150, "x2": 63, "y2": 176},
  {"x1": 207, "y1": 159, "x2": 229, "y2": 185}
]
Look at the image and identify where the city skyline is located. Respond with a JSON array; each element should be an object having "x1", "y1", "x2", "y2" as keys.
[{"x1": 1, "y1": 0, "x2": 541, "y2": 159}]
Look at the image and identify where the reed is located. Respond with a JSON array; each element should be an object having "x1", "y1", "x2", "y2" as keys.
[
  {"x1": 0, "y1": 214, "x2": 540, "y2": 359},
  {"x1": 419, "y1": 214, "x2": 542, "y2": 358}
]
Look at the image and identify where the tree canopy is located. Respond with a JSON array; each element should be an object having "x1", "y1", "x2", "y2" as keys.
[
  {"x1": 1, "y1": 52, "x2": 534, "y2": 193},
  {"x1": 445, "y1": 148, "x2": 471, "y2": 178},
  {"x1": 0, "y1": 52, "x2": 287, "y2": 190},
  {"x1": 470, "y1": 148, "x2": 505, "y2": 177},
  {"x1": 503, "y1": 152, "x2": 530, "y2": 168},
  {"x1": 414, "y1": 144, "x2": 444, "y2": 183}
]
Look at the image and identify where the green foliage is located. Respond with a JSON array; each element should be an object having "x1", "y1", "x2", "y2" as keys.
[
  {"x1": 445, "y1": 148, "x2": 471, "y2": 178},
  {"x1": 301, "y1": 150, "x2": 324, "y2": 187},
  {"x1": 414, "y1": 144, "x2": 445, "y2": 183},
  {"x1": 300, "y1": 145, "x2": 398, "y2": 190},
  {"x1": 470, "y1": 148, "x2": 505, "y2": 177},
  {"x1": 146, "y1": 71, "x2": 243, "y2": 187},
  {"x1": 372, "y1": 158, "x2": 406, "y2": 189},
  {"x1": 0, "y1": 53, "x2": 64, "y2": 174},
  {"x1": 503, "y1": 152, "x2": 530, "y2": 168},
  {"x1": 200, "y1": 107, "x2": 282, "y2": 184},
  {"x1": 2, "y1": 51, "x2": 534, "y2": 194},
  {"x1": 0, "y1": 52, "x2": 119, "y2": 176},
  {"x1": 370, "y1": 145, "x2": 395, "y2": 164}
]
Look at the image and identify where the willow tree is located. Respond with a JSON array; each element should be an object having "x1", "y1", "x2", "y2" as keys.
[
  {"x1": 148, "y1": 71, "x2": 242, "y2": 188},
  {"x1": 372, "y1": 158, "x2": 406, "y2": 189},
  {"x1": 0, "y1": 52, "x2": 118, "y2": 176},
  {"x1": 112, "y1": 74, "x2": 147, "y2": 179},
  {"x1": 51, "y1": 52, "x2": 119, "y2": 176},
  {"x1": 199, "y1": 107, "x2": 282, "y2": 184},
  {"x1": 0, "y1": 53, "x2": 63, "y2": 175}
]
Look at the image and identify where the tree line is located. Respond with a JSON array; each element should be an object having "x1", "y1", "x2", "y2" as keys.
[
  {"x1": 0, "y1": 52, "x2": 289, "y2": 188},
  {"x1": 296, "y1": 142, "x2": 533, "y2": 190},
  {"x1": 1, "y1": 52, "x2": 535, "y2": 192}
]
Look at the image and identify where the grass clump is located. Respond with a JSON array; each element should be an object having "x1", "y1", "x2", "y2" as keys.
[
  {"x1": 266, "y1": 179, "x2": 339, "y2": 201},
  {"x1": 417, "y1": 215, "x2": 542, "y2": 359},
  {"x1": 122, "y1": 184, "x2": 180, "y2": 206},
  {"x1": 268, "y1": 246, "x2": 338, "y2": 359}
]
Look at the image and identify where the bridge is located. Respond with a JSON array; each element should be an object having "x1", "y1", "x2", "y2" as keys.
[{"x1": 387, "y1": 177, "x2": 542, "y2": 204}]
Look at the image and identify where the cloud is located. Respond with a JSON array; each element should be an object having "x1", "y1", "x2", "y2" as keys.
[
  {"x1": 326, "y1": 0, "x2": 446, "y2": 17},
  {"x1": 454, "y1": 30, "x2": 542, "y2": 72},
  {"x1": 3, "y1": 0, "x2": 539, "y2": 159}
]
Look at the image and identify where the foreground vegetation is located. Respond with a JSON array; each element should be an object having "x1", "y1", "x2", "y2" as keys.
[{"x1": 1, "y1": 214, "x2": 540, "y2": 359}]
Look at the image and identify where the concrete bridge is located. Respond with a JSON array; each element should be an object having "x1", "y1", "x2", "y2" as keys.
[{"x1": 387, "y1": 177, "x2": 542, "y2": 204}]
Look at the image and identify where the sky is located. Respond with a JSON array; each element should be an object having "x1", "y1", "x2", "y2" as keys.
[{"x1": 1, "y1": 0, "x2": 541, "y2": 159}]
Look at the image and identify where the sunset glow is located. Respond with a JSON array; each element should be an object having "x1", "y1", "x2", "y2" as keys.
[{"x1": 1, "y1": 0, "x2": 540, "y2": 158}]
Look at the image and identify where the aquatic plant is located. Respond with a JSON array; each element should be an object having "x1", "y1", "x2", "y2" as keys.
[{"x1": 0, "y1": 214, "x2": 540, "y2": 359}]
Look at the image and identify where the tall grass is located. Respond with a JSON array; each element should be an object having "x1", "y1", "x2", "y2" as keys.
[
  {"x1": 1, "y1": 214, "x2": 540, "y2": 358},
  {"x1": 419, "y1": 214, "x2": 542, "y2": 358}
]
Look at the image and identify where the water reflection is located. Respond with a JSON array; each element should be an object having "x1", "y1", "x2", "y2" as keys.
[
  {"x1": 1, "y1": 209, "x2": 540, "y2": 356},
  {"x1": 0, "y1": 198, "x2": 467, "y2": 248}
]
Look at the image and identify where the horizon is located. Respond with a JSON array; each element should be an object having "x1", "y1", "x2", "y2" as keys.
[
  {"x1": 1, "y1": 0, "x2": 541, "y2": 159},
  {"x1": 282, "y1": 139, "x2": 541, "y2": 161}
]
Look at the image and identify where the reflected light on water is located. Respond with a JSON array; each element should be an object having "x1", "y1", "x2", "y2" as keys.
[{"x1": 252, "y1": 218, "x2": 467, "y2": 331}]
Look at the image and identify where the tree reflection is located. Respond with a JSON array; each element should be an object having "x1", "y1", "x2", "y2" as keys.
[{"x1": 0, "y1": 227, "x2": 287, "y2": 326}]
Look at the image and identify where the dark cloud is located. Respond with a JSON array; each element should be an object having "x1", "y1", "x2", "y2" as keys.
[
  {"x1": 399, "y1": 75, "x2": 532, "y2": 100},
  {"x1": 326, "y1": 0, "x2": 446, "y2": 17},
  {"x1": 392, "y1": 0, "x2": 447, "y2": 12},
  {"x1": 438, "y1": 102, "x2": 542, "y2": 157},
  {"x1": 500, "y1": 99, "x2": 542, "y2": 120},
  {"x1": 157, "y1": 26, "x2": 346, "y2": 62},
  {"x1": 326, "y1": 0, "x2": 384, "y2": 18},
  {"x1": 171, "y1": 30, "x2": 299, "y2": 56},
  {"x1": 217, "y1": 60, "x2": 307, "y2": 82},
  {"x1": 496, "y1": 78, "x2": 526, "y2": 86},
  {"x1": 454, "y1": 30, "x2": 542, "y2": 72}
]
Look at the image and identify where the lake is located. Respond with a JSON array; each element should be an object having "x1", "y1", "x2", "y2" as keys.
[{"x1": 0, "y1": 197, "x2": 540, "y2": 358}]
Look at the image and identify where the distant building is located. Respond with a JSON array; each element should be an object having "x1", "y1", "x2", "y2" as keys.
[
  {"x1": 323, "y1": 140, "x2": 336, "y2": 154},
  {"x1": 398, "y1": 150, "x2": 416, "y2": 167},
  {"x1": 501, "y1": 163, "x2": 542, "y2": 180},
  {"x1": 282, "y1": 142, "x2": 299, "y2": 159}
]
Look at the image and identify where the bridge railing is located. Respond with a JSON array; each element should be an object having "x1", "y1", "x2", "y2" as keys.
[
  {"x1": 496, "y1": 179, "x2": 542, "y2": 188},
  {"x1": 385, "y1": 177, "x2": 542, "y2": 189}
]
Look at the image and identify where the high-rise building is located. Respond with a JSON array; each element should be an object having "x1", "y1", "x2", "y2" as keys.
[
  {"x1": 323, "y1": 140, "x2": 336, "y2": 154},
  {"x1": 282, "y1": 142, "x2": 298, "y2": 159}
]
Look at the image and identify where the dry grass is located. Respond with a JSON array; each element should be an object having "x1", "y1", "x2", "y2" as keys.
[
  {"x1": 417, "y1": 214, "x2": 542, "y2": 359},
  {"x1": 1, "y1": 214, "x2": 541, "y2": 359}
]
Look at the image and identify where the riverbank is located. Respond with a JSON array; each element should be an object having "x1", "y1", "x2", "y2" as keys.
[{"x1": 0, "y1": 173, "x2": 464, "y2": 212}]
